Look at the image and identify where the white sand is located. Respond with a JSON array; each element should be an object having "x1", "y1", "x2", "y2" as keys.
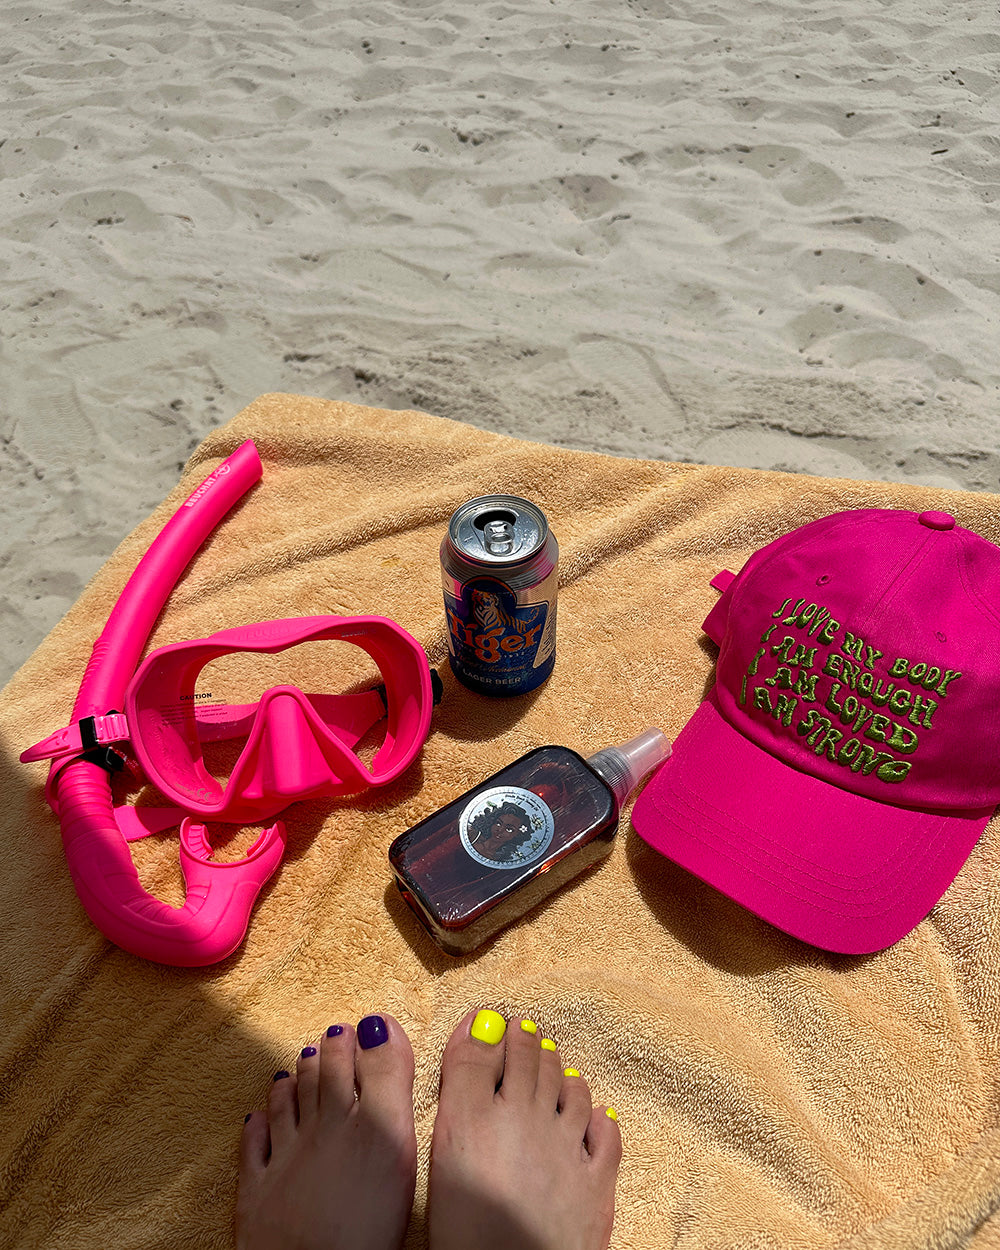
[{"x1": 2, "y1": 0, "x2": 997, "y2": 685}]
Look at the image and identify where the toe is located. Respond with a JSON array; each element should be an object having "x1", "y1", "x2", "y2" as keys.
[
  {"x1": 354, "y1": 1013, "x2": 416, "y2": 1132},
  {"x1": 439, "y1": 1008, "x2": 508, "y2": 1112},
  {"x1": 266, "y1": 1068, "x2": 299, "y2": 1155},
  {"x1": 239, "y1": 1111, "x2": 269, "y2": 1182},
  {"x1": 586, "y1": 1105, "x2": 624, "y2": 1172},
  {"x1": 536, "y1": 1034, "x2": 564, "y2": 1108},
  {"x1": 498, "y1": 1016, "x2": 541, "y2": 1104},
  {"x1": 557, "y1": 1067, "x2": 595, "y2": 1140},
  {"x1": 319, "y1": 1023, "x2": 357, "y2": 1119},
  {"x1": 295, "y1": 1044, "x2": 322, "y2": 1125}
]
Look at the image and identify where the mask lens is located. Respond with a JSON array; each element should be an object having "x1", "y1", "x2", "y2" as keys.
[
  {"x1": 197, "y1": 638, "x2": 379, "y2": 712},
  {"x1": 151, "y1": 639, "x2": 389, "y2": 795}
]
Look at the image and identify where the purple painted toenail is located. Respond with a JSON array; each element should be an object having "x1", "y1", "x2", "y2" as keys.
[
  {"x1": 301, "y1": 1046, "x2": 317, "y2": 1058},
  {"x1": 327, "y1": 1024, "x2": 344, "y2": 1038},
  {"x1": 244, "y1": 1113, "x2": 252, "y2": 1123},
  {"x1": 273, "y1": 1070, "x2": 290, "y2": 1081},
  {"x1": 357, "y1": 1014, "x2": 388, "y2": 1049}
]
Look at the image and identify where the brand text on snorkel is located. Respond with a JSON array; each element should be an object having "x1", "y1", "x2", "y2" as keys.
[{"x1": 183, "y1": 462, "x2": 232, "y2": 507}]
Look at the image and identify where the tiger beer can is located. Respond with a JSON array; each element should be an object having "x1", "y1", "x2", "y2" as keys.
[{"x1": 441, "y1": 495, "x2": 558, "y2": 697}]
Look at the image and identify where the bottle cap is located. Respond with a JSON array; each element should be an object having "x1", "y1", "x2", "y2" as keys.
[{"x1": 586, "y1": 728, "x2": 671, "y2": 807}]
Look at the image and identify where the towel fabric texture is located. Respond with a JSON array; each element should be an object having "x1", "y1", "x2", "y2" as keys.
[{"x1": 2, "y1": 395, "x2": 999, "y2": 1249}]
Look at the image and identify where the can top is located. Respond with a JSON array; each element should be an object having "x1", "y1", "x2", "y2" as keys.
[{"x1": 447, "y1": 495, "x2": 549, "y2": 566}]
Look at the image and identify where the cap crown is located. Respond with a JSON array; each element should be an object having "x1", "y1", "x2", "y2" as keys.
[{"x1": 709, "y1": 509, "x2": 1000, "y2": 813}]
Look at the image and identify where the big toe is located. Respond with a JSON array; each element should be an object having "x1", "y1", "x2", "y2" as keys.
[
  {"x1": 354, "y1": 1013, "x2": 417, "y2": 1137},
  {"x1": 438, "y1": 1008, "x2": 509, "y2": 1113}
]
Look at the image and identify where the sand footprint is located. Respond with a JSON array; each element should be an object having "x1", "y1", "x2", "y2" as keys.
[
  {"x1": 569, "y1": 337, "x2": 687, "y2": 440},
  {"x1": 792, "y1": 249, "x2": 961, "y2": 320},
  {"x1": 59, "y1": 188, "x2": 162, "y2": 232},
  {"x1": 12, "y1": 382, "x2": 96, "y2": 471},
  {"x1": 727, "y1": 144, "x2": 845, "y2": 208}
]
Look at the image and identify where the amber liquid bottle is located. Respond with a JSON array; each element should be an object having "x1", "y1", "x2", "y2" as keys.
[{"x1": 388, "y1": 729, "x2": 669, "y2": 955}]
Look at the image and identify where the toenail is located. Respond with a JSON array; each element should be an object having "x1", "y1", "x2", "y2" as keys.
[
  {"x1": 520, "y1": 1018, "x2": 537, "y2": 1034},
  {"x1": 273, "y1": 1070, "x2": 290, "y2": 1081},
  {"x1": 327, "y1": 1024, "x2": 344, "y2": 1038},
  {"x1": 358, "y1": 1014, "x2": 389, "y2": 1049},
  {"x1": 540, "y1": 1038, "x2": 557, "y2": 1051},
  {"x1": 244, "y1": 1113, "x2": 253, "y2": 1123},
  {"x1": 564, "y1": 1067, "x2": 581, "y2": 1078},
  {"x1": 301, "y1": 1046, "x2": 317, "y2": 1059},
  {"x1": 606, "y1": 1107, "x2": 619, "y2": 1121},
  {"x1": 470, "y1": 1009, "x2": 507, "y2": 1045}
]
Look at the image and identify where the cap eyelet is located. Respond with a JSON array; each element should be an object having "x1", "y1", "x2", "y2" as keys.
[{"x1": 816, "y1": 574, "x2": 831, "y2": 586}]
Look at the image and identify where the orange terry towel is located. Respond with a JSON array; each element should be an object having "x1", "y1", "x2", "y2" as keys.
[{"x1": 2, "y1": 394, "x2": 999, "y2": 1249}]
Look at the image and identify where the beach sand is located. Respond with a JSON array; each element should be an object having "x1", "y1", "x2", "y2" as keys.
[{"x1": 2, "y1": 0, "x2": 997, "y2": 685}]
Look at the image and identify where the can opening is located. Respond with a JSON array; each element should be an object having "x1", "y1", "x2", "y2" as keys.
[{"x1": 472, "y1": 509, "x2": 518, "y2": 532}]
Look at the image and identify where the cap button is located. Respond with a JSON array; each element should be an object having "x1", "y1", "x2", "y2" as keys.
[{"x1": 918, "y1": 510, "x2": 955, "y2": 531}]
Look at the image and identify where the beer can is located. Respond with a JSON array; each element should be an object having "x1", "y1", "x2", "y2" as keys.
[{"x1": 441, "y1": 495, "x2": 558, "y2": 697}]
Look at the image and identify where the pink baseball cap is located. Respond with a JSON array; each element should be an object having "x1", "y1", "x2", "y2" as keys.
[{"x1": 632, "y1": 508, "x2": 1000, "y2": 954}]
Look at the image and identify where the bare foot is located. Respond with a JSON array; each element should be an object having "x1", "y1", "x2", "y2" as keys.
[
  {"x1": 428, "y1": 1009, "x2": 622, "y2": 1250},
  {"x1": 236, "y1": 1014, "x2": 417, "y2": 1250}
]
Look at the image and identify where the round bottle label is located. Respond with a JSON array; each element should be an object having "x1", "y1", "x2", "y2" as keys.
[{"x1": 459, "y1": 785, "x2": 555, "y2": 870}]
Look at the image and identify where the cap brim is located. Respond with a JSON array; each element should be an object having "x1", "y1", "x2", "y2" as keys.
[{"x1": 631, "y1": 694, "x2": 992, "y2": 954}]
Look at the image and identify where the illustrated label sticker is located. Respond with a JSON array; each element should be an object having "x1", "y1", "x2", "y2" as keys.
[{"x1": 459, "y1": 786, "x2": 555, "y2": 869}]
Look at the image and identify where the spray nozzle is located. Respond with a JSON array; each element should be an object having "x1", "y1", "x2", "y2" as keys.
[{"x1": 586, "y1": 728, "x2": 671, "y2": 808}]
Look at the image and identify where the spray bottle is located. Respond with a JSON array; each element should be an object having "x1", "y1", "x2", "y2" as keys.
[{"x1": 388, "y1": 728, "x2": 670, "y2": 955}]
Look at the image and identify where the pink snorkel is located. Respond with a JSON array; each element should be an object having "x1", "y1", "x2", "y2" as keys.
[
  {"x1": 45, "y1": 441, "x2": 283, "y2": 967},
  {"x1": 27, "y1": 439, "x2": 436, "y2": 966}
]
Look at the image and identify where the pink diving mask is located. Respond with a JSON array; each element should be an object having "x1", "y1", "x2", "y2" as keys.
[{"x1": 24, "y1": 615, "x2": 438, "y2": 823}]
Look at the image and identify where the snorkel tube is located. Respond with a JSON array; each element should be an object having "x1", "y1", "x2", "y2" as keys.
[{"x1": 48, "y1": 440, "x2": 287, "y2": 966}]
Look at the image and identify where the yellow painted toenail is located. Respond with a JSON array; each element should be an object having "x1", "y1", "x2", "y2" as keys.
[
  {"x1": 606, "y1": 1107, "x2": 618, "y2": 1121},
  {"x1": 564, "y1": 1067, "x2": 580, "y2": 1078},
  {"x1": 540, "y1": 1037, "x2": 557, "y2": 1051},
  {"x1": 520, "y1": 1019, "x2": 537, "y2": 1034},
  {"x1": 470, "y1": 1009, "x2": 507, "y2": 1045}
]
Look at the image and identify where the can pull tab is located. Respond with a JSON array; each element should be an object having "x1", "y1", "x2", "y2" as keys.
[{"x1": 483, "y1": 518, "x2": 515, "y2": 555}]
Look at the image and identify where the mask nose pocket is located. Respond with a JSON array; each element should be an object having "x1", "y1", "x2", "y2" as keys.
[{"x1": 236, "y1": 686, "x2": 357, "y2": 803}]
